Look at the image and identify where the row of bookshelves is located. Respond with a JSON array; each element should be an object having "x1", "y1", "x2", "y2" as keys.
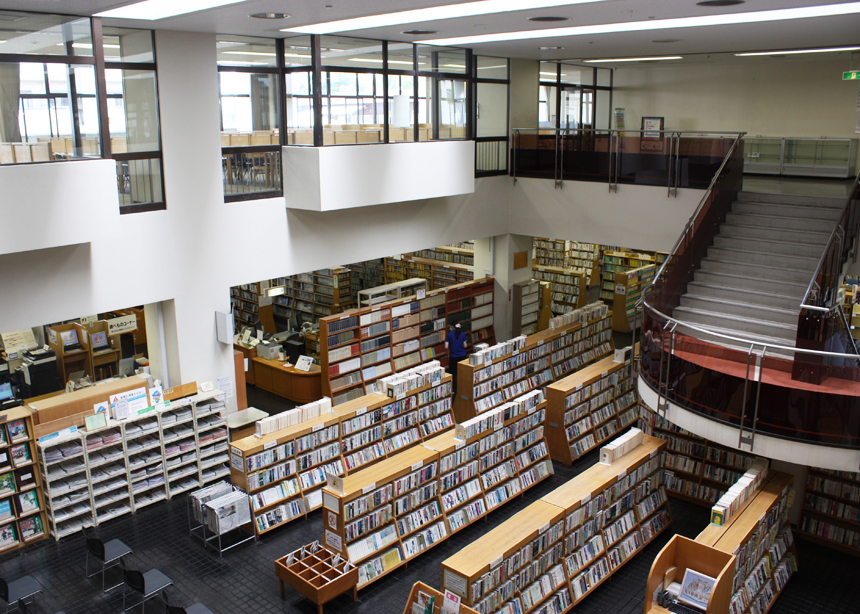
[
  {"x1": 322, "y1": 388, "x2": 555, "y2": 589},
  {"x1": 800, "y1": 467, "x2": 860, "y2": 555},
  {"x1": 38, "y1": 390, "x2": 229, "y2": 540},
  {"x1": 532, "y1": 265, "x2": 587, "y2": 315},
  {"x1": 229, "y1": 376, "x2": 457, "y2": 536},
  {"x1": 320, "y1": 278, "x2": 496, "y2": 404},
  {"x1": 440, "y1": 431, "x2": 671, "y2": 614},
  {"x1": 453, "y1": 303, "x2": 613, "y2": 423}
]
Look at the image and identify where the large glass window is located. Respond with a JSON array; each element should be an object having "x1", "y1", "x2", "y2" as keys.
[{"x1": 475, "y1": 56, "x2": 509, "y2": 176}]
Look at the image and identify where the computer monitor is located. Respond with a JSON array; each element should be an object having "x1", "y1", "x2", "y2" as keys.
[
  {"x1": 677, "y1": 568, "x2": 716, "y2": 611},
  {"x1": 60, "y1": 330, "x2": 79, "y2": 347},
  {"x1": 0, "y1": 383, "x2": 13, "y2": 401},
  {"x1": 118, "y1": 358, "x2": 135, "y2": 377},
  {"x1": 91, "y1": 331, "x2": 109, "y2": 350}
]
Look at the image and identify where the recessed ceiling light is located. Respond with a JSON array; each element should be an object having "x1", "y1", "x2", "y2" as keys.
[
  {"x1": 250, "y1": 13, "x2": 290, "y2": 20},
  {"x1": 422, "y1": 2, "x2": 860, "y2": 46},
  {"x1": 735, "y1": 45, "x2": 860, "y2": 56},
  {"x1": 652, "y1": 39, "x2": 681, "y2": 43},
  {"x1": 283, "y1": 0, "x2": 610, "y2": 33},
  {"x1": 402, "y1": 30, "x2": 438, "y2": 35},
  {"x1": 540, "y1": 46, "x2": 565, "y2": 50},
  {"x1": 585, "y1": 56, "x2": 683, "y2": 63},
  {"x1": 529, "y1": 16, "x2": 569, "y2": 22},
  {"x1": 96, "y1": 0, "x2": 246, "y2": 20},
  {"x1": 222, "y1": 51, "x2": 276, "y2": 56},
  {"x1": 697, "y1": 0, "x2": 745, "y2": 6}
]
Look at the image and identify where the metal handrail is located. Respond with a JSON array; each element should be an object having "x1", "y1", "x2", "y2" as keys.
[
  {"x1": 799, "y1": 171, "x2": 860, "y2": 310},
  {"x1": 510, "y1": 128, "x2": 745, "y2": 136},
  {"x1": 651, "y1": 132, "x2": 745, "y2": 284}
]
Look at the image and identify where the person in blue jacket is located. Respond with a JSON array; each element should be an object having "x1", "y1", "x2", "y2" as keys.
[{"x1": 445, "y1": 323, "x2": 467, "y2": 396}]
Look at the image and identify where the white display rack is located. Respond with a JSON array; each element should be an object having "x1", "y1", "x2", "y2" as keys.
[{"x1": 38, "y1": 389, "x2": 229, "y2": 539}]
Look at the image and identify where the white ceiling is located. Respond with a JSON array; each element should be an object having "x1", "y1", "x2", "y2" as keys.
[{"x1": 1, "y1": 0, "x2": 859, "y2": 63}]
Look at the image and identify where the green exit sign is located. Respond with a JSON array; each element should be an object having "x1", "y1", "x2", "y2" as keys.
[{"x1": 844, "y1": 71, "x2": 860, "y2": 80}]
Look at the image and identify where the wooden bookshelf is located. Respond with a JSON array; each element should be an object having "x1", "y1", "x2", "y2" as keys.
[
  {"x1": 321, "y1": 391, "x2": 553, "y2": 589},
  {"x1": 600, "y1": 251, "x2": 658, "y2": 301},
  {"x1": 533, "y1": 238, "x2": 567, "y2": 268},
  {"x1": 402, "y1": 582, "x2": 480, "y2": 614},
  {"x1": 646, "y1": 471, "x2": 797, "y2": 614},
  {"x1": 453, "y1": 310, "x2": 614, "y2": 423},
  {"x1": 545, "y1": 352, "x2": 639, "y2": 465},
  {"x1": 0, "y1": 407, "x2": 49, "y2": 553},
  {"x1": 512, "y1": 280, "x2": 541, "y2": 337},
  {"x1": 320, "y1": 277, "x2": 496, "y2": 405},
  {"x1": 231, "y1": 282, "x2": 264, "y2": 332},
  {"x1": 610, "y1": 265, "x2": 656, "y2": 333},
  {"x1": 229, "y1": 377, "x2": 455, "y2": 536},
  {"x1": 639, "y1": 404, "x2": 759, "y2": 508},
  {"x1": 532, "y1": 265, "x2": 588, "y2": 314},
  {"x1": 800, "y1": 467, "x2": 860, "y2": 555},
  {"x1": 567, "y1": 242, "x2": 600, "y2": 288},
  {"x1": 441, "y1": 433, "x2": 671, "y2": 613}
]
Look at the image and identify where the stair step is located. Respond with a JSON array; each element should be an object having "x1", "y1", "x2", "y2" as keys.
[
  {"x1": 693, "y1": 270, "x2": 808, "y2": 296},
  {"x1": 712, "y1": 235, "x2": 824, "y2": 258},
  {"x1": 667, "y1": 320, "x2": 797, "y2": 358},
  {"x1": 679, "y1": 295, "x2": 800, "y2": 325},
  {"x1": 699, "y1": 258, "x2": 812, "y2": 284},
  {"x1": 685, "y1": 282, "x2": 802, "y2": 311},
  {"x1": 737, "y1": 191, "x2": 846, "y2": 208},
  {"x1": 672, "y1": 306, "x2": 797, "y2": 342},
  {"x1": 705, "y1": 246, "x2": 819, "y2": 271},
  {"x1": 732, "y1": 201, "x2": 844, "y2": 221},
  {"x1": 725, "y1": 212, "x2": 836, "y2": 233},
  {"x1": 719, "y1": 223, "x2": 831, "y2": 245}
]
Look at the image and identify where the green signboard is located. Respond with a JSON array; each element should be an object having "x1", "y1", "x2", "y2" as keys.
[{"x1": 844, "y1": 71, "x2": 860, "y2": 80}]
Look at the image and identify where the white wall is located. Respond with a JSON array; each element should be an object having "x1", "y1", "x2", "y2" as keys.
[
  {"x1": 613, "y1": 55, "x2": 860, "y2": 166},
  {"x1": 0, "y1": 160, "x2": 119, "y2": 256}
]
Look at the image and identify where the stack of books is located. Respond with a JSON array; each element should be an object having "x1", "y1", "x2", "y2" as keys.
[
  {"x1": 599, "y1": 428, "x2": 643, "y2": 465},
  {"x1": 710, "y1": 458, "x2": 769, "y2": 526},
  {"x1": 255, "y1": 397, "x2": 333, "y2": 436}
]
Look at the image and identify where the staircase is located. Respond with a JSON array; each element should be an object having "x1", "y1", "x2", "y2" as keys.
[{"x1": 673, "y1": 191, "x2": 844, "y2": 353}]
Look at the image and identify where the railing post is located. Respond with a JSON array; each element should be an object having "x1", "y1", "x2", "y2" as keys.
[
  {"x1": 512, "y1": 130, "x2": 518, "y2": 185},
  {"x1": 673, "y1": 133, "x2": 681, "y2": 197},
  {"x1": 738, "y1": 345, "x2": 764, "y2": 451},
  {"x1": 556, "y1": 129, "x2": 565, "y2": 190},
  {"x1": 667, "y1": 132, "x2": 674, "y2": 198}
]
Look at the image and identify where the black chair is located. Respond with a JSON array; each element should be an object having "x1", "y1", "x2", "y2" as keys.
[
  {"x1": 122, "y1": 567, "x2": 173, "y2": 613},
  {"x1": 166, "y1": 600, "x2": 215, "y2": 614},
  {"x1": 85, "y1": 530, "x2": 135, "y2": 592},
  {"x1": 0, "y1": 574, "x2": 44, "y2": 613}
]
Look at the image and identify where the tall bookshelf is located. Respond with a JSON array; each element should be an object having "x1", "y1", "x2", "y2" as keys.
[
  {"x1": 800, "y1": 467, "x2": 860, "y2": 555},
  {"x1": 545, "y1": 352, "x2": 639, "y2": 465},
  {"x1": 600, "y1": 251, "x2": 658, "y2": 301},
  {"x1": 440, "y1": 432, "x2": 671, "y2": 614},
  {"x1": 567, "y1": 242, "x2": 600, "y2": 288},
  {"x1": 321, "y1": 390, "x2": 553, "y2": 589},
  {"x1": 453, "y1": 307, "x2": 613, "y2": 423},
  {"x1": 609, "y1": 264, "x2": 656, "y2": 333},
  {"x1": 0, "y1": 407, "x2": 49, "y2": 554},
  {"x1": 532, "y1": 265, "x2": 587, "y2": 314},
  {"x1": 533, "y1": 238, "x2": 567, "y2": 268},
  {"x1": 231, "y1": 282, "x2": 263, "y2": 332},
  {"x1": 229, "y1": 377, "x2": 455, "y2": 536},
  {"x1": 320, "y1": 277, "x2": 496, "y2": 404},
  {"x1": 511, "y1": 280, "x2": 541, "y2": 337},
  {"x1": 408, "y1": 247, "x2": 475, "y2": 267},
  {"x1": 639, "y1": 404, "x2": 759, "y2": 507},
  {"x1": 270, "y1": 268, "x2": 355, "y2": 324},
  {"x1": 38, "y1": 390, "x2": 228, "y2": 539}
]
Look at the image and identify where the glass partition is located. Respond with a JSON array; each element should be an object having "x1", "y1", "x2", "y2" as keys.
[
  {"x1": 283, "y1": 35, "x2": 312, "y2": 68},
  {"x1": 0, "y1": 11, "x2": 93, "y2": 57},
  {"x1": 476, "y1": 56, "x2": 508, "y2": 80},
  {"x1": 416, "y1": 46, "x2": 467, "y2": 74},
  {"x1": 285, "y1": 71, "x2": 313, "y2": 143},
  {"x1": 388, "y1": 71, "x2": 415, "y2": 142},
  {"x1": 103, "y1": 26, "x2": 155, "y2": 63}
]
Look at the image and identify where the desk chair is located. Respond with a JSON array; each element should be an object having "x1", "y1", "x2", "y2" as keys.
[
  {"x1": 122, "y1": 567, "x2": 173, "y2": 613},
  {"x1": 85, "y1": 529, "x2": 135, "y2": 592},
  {"x1": 0, "y1": 574, "x2": 44, "y2": 613}
]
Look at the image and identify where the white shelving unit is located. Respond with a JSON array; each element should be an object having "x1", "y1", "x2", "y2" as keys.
[{"x1": 37, "y1": 389, "x2": 229, "y2": 539}]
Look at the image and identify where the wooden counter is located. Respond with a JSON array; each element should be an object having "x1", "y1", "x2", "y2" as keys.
[
  {"x1": 233, "y1": 343, "x2": 257, "y2": 386},
  {"x1": 251, "y1": 357, "x2": 322, "y2": 404}
]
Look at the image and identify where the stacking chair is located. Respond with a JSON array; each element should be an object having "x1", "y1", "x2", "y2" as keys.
[
  {"x1": 166, "y1": 600, "x2": 215, "y2": 614},
  {"x1": 85, "y1": 529, "x2": 135, "y2": 592},
  {"x1": 122, "y1": 567, "x2": 173, "y2": 613},
  {"x1": 0, "y1": 574, "x2": 44, "y2": 613}
]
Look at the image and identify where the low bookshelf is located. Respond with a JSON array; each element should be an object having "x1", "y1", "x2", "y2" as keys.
[
  {"x1": 545, "y1": 351, "x2": 639, "y2": 465},
  {"x1": 402, "y1": 582, "x2": 480, "y2": 614},
  {"x1": 229, "y1": 376, "x2": 455, "y2": 536},
  {"x1": 440, "y1": 431, "x2": 671, "y2": 614},
  {"x1": 321, "y1": 389, "x2": 553, "y2": 589}
]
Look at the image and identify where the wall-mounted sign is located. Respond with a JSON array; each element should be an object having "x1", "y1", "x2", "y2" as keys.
[{"x1": 107, "y1": 314, "x2": 137, "y2": 336}]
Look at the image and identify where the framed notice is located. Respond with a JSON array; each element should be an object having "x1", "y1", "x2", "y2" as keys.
[{"x1": 641, "y1": 116, "x2": 665, "y2": 152}]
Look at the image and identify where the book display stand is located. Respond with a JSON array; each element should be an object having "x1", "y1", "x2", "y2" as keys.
[
  {"x1": 276, "y1": 542, "x2": 359, "y2": 614},
  {"x1": 402, "y1": 582, "x2": 480, "y2": 614}
]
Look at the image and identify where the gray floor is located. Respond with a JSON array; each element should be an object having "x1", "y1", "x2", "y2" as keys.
[{"x1": 742, "y1": 174, "x2": 856, "y2": 198}]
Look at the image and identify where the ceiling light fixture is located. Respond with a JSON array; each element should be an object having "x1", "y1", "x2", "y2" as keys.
[
  {"x1": 348, "y1": 58, "x2": 416, "y2": 65},
  {"x1": 222, "y1": 50, "x2": 276, "y2": 56},
  {"x1": 249, "y1": 13, "x2": 290, "y2": 20},
  {"x1": 651, "y1": 38, "x2": 681, "y2": 43},
  {"x1": 529, "y1": 16, "x2": 569, "y2": 22},
  {"x1": 540, "y1": 46, "x2": 564, "y2": 50},
  {"x1": 697, "y1": 1, "x2": 745, "y2": 6},
  {"x1": 282, "y1": 0, "x2": 610, "y2": 33},
  {"x1": 422, "y1": 2, "x2": 860, "y2": 46},
  {"x1": 584, "y1": 56, "x2": 683, "y2": 62},
  {"x1": 478, "y1": 65, "x2": 508, "y2": 69},
  {"x1": 96, "y1": 0, "x2": 246, "y2": 20},
  {"x1": 735, "y1": 45, "x2": 860, "y2": 56},
  {"x1": 402, "y1": 30, "x2": 438, "y2": 35}
]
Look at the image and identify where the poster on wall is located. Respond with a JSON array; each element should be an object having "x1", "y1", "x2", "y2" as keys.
[
  {"x1": 614, "y1": 108, "x2": 626, "y2": 137},
  {"x1": 640, "y1": 116, "x2": 665, "y2": 152}
]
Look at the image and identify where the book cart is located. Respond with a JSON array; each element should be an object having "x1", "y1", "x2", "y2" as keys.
[
  {"x1": 645, "y1": 471, "x2": 797, "y2": 614},
  {"x1": 545, "y1": 351, "x2": 639, "y2": 465},
  {"x1": 0, "y1": 407, "x2": 49, "y2": 553},
  {"x1": 320, "y1": 277, "x2": 496, "y2": 406},
  {"x1": 321, "y1": 389, "x2": 553, "y2": 590},
  {"x1": 403, "y1": 582, "x2": 481, "y2": 614},
  {"x1": 440, "y1": 432, "x2": 671, "y2": 614},
  {"x1": 453, "y1": 307, "x2": 613, "y2": 424},
  {"x1": 276, "y1": 542, "x2": 359, "y2": 614},
  {"x1": 229, "y1": 376, "x2": 455, "y2": 537}
]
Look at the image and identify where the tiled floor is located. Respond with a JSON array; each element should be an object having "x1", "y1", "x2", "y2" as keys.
[{"x1": 0, "y1": 444, "x2": 853, "y2": 614}]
